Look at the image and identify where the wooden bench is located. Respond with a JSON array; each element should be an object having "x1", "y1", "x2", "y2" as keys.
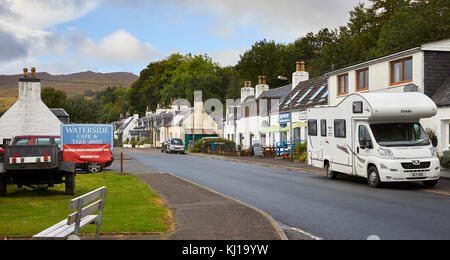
[{"x1": 33, "y1": 187, "x2": 106, "y2": 240}]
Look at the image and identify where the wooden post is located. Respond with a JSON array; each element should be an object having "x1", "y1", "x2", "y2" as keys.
[{"x1": 120, "y1": 152, "x2": 123, "y2": 174}]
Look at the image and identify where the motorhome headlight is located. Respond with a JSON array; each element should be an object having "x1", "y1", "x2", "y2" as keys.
[
  {"x1": 378, "y1": 148, "x2": 394, "y2": 159},
  {"x1": 430, "y1": 146, "x2": 437, "y2": 157}
]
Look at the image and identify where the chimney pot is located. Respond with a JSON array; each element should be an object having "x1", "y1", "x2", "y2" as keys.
[
  {"x1": 31, "y1": 67, "x2": 36, "y2": 78},
  {"x1": 262, "y1": 76, "x2": 267, "y2": 85},
  {"x1": 296, "y1": 62, "x2": 301, "y2": 72},
  {"x1": 23, "y1": 68, "x2": 28, "y2": 77},
  {"x1": 258, "y1": 76, "x2": 262, "y2": 85},
  {"x1": 301, "y1": 61, "x2": 305, "y2": 72}
]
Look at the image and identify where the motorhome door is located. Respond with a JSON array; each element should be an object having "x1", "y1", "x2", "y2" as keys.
[{"x1": 354, "y1": 121, "x2": 373, "y2": 177}]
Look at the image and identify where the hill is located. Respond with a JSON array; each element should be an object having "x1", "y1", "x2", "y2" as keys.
[{"x1": 0, "y1": 71, "x2": 138, "y2": 112}]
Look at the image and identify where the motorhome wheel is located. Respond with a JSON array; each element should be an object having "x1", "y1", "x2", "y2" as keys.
[
  {"x1": 368, "y1": 166, "x2": 381, "y2": 188},
  {"x1": 325, "y1": 164, "x2": 338, "y2": 179}
]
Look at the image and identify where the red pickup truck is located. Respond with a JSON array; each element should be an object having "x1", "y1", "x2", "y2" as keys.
[{"x1": 1, "y1": 136, "x2": 113, "y2": 173}]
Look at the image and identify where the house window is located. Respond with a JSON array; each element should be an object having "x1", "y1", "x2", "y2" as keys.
[
  {"x1": 390, "y1": 57, "x2": 413, "y2": 85},
  {"x1": 356, "y1": 68, "x2": 369, "y2": 91},
  {"x1": 337, "y1": 74, "x2": 349, "y2": 95},
  {"x1": 334, "y1": 120, "x2": 346, "y2": 138}
]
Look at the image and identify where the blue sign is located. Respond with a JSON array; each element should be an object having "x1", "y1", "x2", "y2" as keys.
[
  {"x1": 61, "y1": 124, "x2": 114, "y2": 150},
  {"x1": 279, "y1": 113, "x2": 291, "y2": 124}
]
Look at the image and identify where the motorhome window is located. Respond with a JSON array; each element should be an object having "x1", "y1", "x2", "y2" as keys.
[
  {"x1": 334, "y1": 120, "x2": 346, "y2": 138},
  {"x1": 353, "y1": 101, "x2": 363, "y2": 114},
  {"x1": 321, "y1": 120, "x2": 327, "y2": 137},
  {"x1": 359, "y1": 125, "x2": 371, "y2": 145},
  {"x1": 308, "y1": 120, "x2": 318, "y2": 136},
  {"x1": 370, "y1": 123, "x2": 430, "y2": 147}
]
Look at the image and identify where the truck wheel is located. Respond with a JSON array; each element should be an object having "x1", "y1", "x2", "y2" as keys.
[
  {"x1": 87, "y1": 163, "x2": 102, "y2": 173},
  {"x1": 0, "y1": 175, "x2": 7, "y2": 196},
  {"x1": 325, "y1": 163, "x2": 337, "y2": 179},
  {"x1": 423, "y1": 180, "x2": 438, "y2": 188},
  {"x1": 368, "y1": 166, "x2": 381, "y2": 188},
  {"x1": 65, "y1": 173, "x2": 75, "y2": 195}
]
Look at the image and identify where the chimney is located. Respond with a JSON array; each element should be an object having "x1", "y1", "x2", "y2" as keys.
[
  {"x1": 241, "y1": 80, "x2": 255, "y2": 103},
  {"x1": 292, "y1": 61, "x2": 309, "y2": 90},
  {"x1": 31, "y1": 67, "x2": 36, "y2": 78},
  {"x1": 23, "y1": 68, "x2": 28, "y2": 77},
  {"x1": 255, "y1": 75, "x2": 269, "y2": 99}
]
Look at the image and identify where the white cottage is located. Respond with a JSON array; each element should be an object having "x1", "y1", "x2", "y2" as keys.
[{"x1": 0, "y1": 68, "x2": 62, "y2": 144}]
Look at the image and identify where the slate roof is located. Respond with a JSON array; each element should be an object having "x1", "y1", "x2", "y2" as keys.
[
  {"x1": 50, "y1": 108, "x2": 69, "y2": 117},
  {"x1": 279, "y1": 76, "x2": 328, "y2": 113},
  {"x1": 258, "y1": 84, "x2": 292, "y2": 101},
  {"x1": 431, "y1": 77, "x2": 450, "y2": 107}
]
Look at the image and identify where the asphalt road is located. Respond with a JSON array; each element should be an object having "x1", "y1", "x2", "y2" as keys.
[{"x1": 124, "y1": 150, "x2": 450, "y2": 240}]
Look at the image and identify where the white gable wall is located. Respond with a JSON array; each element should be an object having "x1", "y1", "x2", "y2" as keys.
[{"x1": 0, "y1": 80, "x2": 62, "y2": 142}]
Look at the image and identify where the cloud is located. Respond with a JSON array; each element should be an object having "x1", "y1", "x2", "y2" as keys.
[
  {"x1": 142, "y1": 0, "x2": 370, "y2": 41},
  {"x1": 77, "y1": 30, "x2": 161, "y2": 64},
  {"x1": 0, "y1": 0, "x2": 100, "y2": 29},
  {"x1": 208, "y1": 47, "x2": 247, "y2": 67},
  {"x1": 0, "y1": 0, "x2": 159, "y2": 74},
  {"x1": 0, "y1": 29, "x2": 28, "y2": 62}
]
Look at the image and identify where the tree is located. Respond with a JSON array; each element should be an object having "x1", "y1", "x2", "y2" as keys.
[
  {"x1": 161, "y1": 54, "x2": 225, "y2": 104},
  {"x1": 41, "y1": 87, "x2": 67, "y2": 108},
  {"x1": 235, "y1": 39, "x2": 285, "y2": 87},
  {"x1": 130, "y1": 53, "x2": 184, "y2": 113},
  {"x1": 376, "y1": 0, "x2": 450, "y2": 55}
]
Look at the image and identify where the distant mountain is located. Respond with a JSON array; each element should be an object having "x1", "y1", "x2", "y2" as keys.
[
  {"x1": 0, "y1": 71, "x2": 138, "y2": 97},
  {"x1": 0, "y1": 70, "x2": 138, "y2": 112}
]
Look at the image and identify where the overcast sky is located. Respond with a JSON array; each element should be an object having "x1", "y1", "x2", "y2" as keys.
[{"x1": 0, "y1": 0, "x2": 370, "y2": 75}]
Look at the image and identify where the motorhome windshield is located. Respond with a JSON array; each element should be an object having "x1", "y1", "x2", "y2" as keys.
[{"x1": 370, "y1": 123, "x2": 430, "y2": 147}]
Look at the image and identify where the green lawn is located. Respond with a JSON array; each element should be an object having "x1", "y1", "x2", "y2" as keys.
[{"x1": 0, "y1": 172, "x2": 172, "y2": 237}]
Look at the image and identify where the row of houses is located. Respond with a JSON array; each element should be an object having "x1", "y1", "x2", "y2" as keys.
[
  {"x1": 113, "y1": 38, "x2": 450, "y2": 155},
  {"x1": 114, "y1": 98, "x2": 221, "y2": 149},
  {"x1": 223, "y1": 38, "x2": 450, "y2": 155}
]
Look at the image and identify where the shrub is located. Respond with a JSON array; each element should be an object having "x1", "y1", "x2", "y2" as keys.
[
  {"x1": 290, "y1": 141, "x2": 308, "y2": 163},
  {"x1": 440, "y1": 150, "x2": 450, "y2": 169},
  {"x1": 192, "y1": 138, "x2": 236, "y2": 153}
]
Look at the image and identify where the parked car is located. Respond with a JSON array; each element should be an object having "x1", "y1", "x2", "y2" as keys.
[
  {"x1": 161, "y1": 138, "x2": 185, "y2": 154},
  {"x1": 8, "y1": 136, "x2": 113, "y2": 173}
]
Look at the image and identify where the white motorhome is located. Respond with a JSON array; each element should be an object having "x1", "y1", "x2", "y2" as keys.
[{"x1": 307, "y1": 92, "x2": 441, "y2": 188}]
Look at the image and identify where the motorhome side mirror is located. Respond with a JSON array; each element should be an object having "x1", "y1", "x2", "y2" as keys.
[
  {"x1": 431, "y1": 136, "x2": 438, "y2": 147},
  {"x1": 361, "y1": 140, "x2": 373, "y2": 150}
]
